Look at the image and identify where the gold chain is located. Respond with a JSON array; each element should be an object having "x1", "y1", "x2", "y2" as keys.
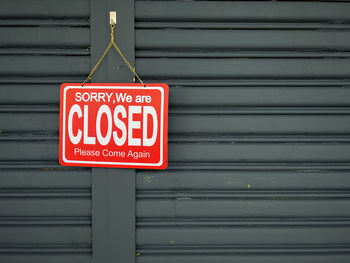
[{"x1": 82, "y1": 24, "x2": 143, "y2": 85}]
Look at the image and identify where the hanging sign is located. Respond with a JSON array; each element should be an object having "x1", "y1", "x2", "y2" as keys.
[{"x1": 59, "y1": 83, "x2": 168, "y2": 169}]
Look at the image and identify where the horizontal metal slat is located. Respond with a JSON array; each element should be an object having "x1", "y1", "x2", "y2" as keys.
[
  {"x1": 138, "y1": 190, "x2": 350, "y2": 199},
  {"x1": 0, "y1": 84, "x2": 60, "y2": 104},
  {"x1": 169, "y1": 114, "x2": 350, "y2": 135},
  {"x1": 0, "y1": 253, "x2": 90, "y2": 263},
  {"x1": 135, "y1": 1, "x2": 350, "y2": 22},
  {"x1": 143, "y1": 80, "x2": 350, "y2": 87},
  {"x1": 0, "y1": 112, "x2": 58, "y2": 133},
  {"x1": 136, "y1": 253, "x2": 350, "y2": 263},
  {"x1": 137, "y1": 225, "x2": 350, "y2": 245},
  {"x1": 137, "y1": 197, "x2": 350, "y2": 218},
  {"x1": 136, "y1": 244, "x2": 350, "y2": 263},
  {"x1": 138, "y1": 218, "x2": 350, "y2": 227},
  {"x1": 0, "y1": 55, "x2": 89, "y2": 76},
  {"x1": 0, "y1": 244, "x2": 91, "y2": 263},
  {"x1": 169, "y1": 86, "x2": 350, "y2": 106},
  {"x1": 0, "y1": 244, "x2": 91, "y2": 252},
  {"x1": 136, "y1": 22, "x2": 350, "y2": 30},
  {"x1": 168, "y1": 142, "x2": 350, "y2": 163},
  {"x1": 1, "y1": 141, "x2": 350, "y2": 163},
  {"x1": 136, "y1": 58, "x2": 350, "y2": 79},
  {"x1": 137, "y1": 51, "x2": 350, "y2": 59},
  {"x1": 162, "y1": 163, "x2": 350, "y2": 170},
  {"x1": 0, "y1": 49, "x2": 90, "y2": 56},
  {"x1": 136, "y1": 29, "x2": 350, "y2": 51},
  {"x1": 0, "y1": 225, "x2": 90, "y2": 245},
  {"x1": 0, "y1": 112, "x2": 58, "y2": 132},
  {"x1": 0, "y1": 27, "x2": 90, "y2": 48},
  {"x1": 0, "y1": 20, "x2": 89, "y2": 27},
  {"x1": 0, "y1": 0, "x2": 89, "y2": 18},
  {"x1": 0, "y1": 77, "x2": 85, "y2": 84},
  {"x1": 137, "y1": 244, "x2": 350, "y2": 253},
  {"x1": 0, "y1": 196, "x2": 90, "y2": 217},
  {"x1": 136, "y1": 169, "x2": 350, "y2": 190},
  {"x1": 0, "y1": 168, "x2": 90, "y2": 189},
  {"x1": 0, "y1": 141, "x2": 58, "y2": 162}
]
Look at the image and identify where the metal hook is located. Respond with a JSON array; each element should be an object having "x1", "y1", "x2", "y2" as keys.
[{"x1": 110, "y1": 11, "x2": 117, "y2": 25}]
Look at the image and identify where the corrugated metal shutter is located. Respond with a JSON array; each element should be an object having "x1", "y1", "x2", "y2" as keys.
[
  {"x1": 135, "y1": 1, "x2": 350, "y2": 262},
  {"x1": 0, "y1": 1, "x2": 92, "y2": 262}
]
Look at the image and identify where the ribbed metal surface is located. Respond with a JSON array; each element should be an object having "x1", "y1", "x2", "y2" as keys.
[
  {"x1": 135, "y1": 1, "x2": 350, "y2": 262},
  {"x1": 0, "y1": 0, "x2": 91, "y2": 262}
]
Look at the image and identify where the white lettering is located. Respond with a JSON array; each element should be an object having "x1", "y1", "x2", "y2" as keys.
[
  {"x1": 128, "y1": 106, "x2": 141, "y2": 146},
  {"x1": 143, "y1": 106, "x2": 157, "y2": 146},
  {"x1": 106, "y1": 92, "x2": 113, "y2": 102},
  {"x1": 75, "y1": 92, "x2": 82, "y2": 102},
  {"x1": 113, "y1": 105, "x2": 127, "y2": 146},
  {"x1": 115, "y1": 93, "x2": 132, "y2": 103},
  {"x1": 83, "y1": 105, "x2": 96, "y2": 144},
  {"x1": 68, "y1": 104, "x2": 82, "y2": 144},
  {"x1": 96, "y1": 105, "x2": 112, "y2": 146}
]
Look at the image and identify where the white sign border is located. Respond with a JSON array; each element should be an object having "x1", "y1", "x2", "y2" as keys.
[{"x1": 62, "y1": 85, "x2": 164, "y2": 167}]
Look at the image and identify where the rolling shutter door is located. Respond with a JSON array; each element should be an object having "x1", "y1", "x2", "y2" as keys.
[
  {"x1": 0, "y1": 1, "x2": 92, "y2": 262},
  {"x1": 135, "y1": 1, "x2": 350, "y2": 262},
  {"x1": 1, "y1": 1, "x2": 350, "y2": 263}
]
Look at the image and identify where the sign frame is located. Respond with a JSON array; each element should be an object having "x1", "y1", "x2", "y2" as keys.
[{"x1": 59, "y1": 83, "x2": 168, "y2": 169}]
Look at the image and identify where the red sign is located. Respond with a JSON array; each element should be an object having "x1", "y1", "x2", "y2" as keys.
[{"x1": 59, "y1": 83, "x2": 168, "y2": 169}]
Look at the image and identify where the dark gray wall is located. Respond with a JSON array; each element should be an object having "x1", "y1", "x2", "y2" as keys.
[
  {"x1": 134, "y1": 1, "x2": 350, "y2": 263},
  {"x1": 0, "y1": 0, "x2": 92, "y2": 262}
]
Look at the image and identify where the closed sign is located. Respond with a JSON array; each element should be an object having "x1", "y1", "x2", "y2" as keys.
[{"x1": 59, "y1": 83, "x2": 168, "y2": 169}]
